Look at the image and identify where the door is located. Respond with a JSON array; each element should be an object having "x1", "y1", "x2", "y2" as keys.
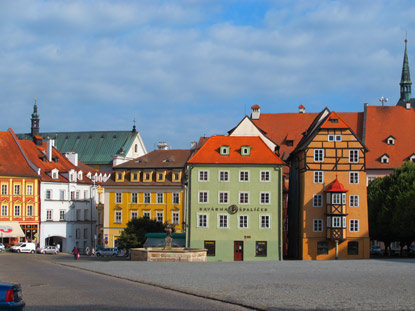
[{"x1": 234, "y1": 241, "x2": 244, "y2": 261}]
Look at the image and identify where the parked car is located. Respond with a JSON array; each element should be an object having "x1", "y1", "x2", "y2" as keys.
[
  {"x1": 0, "y1": 243, "x2": 5, "y2": 252},
  {"x1": 370, "y1": 246, "x2": 383, "y2": 255},
  {"x1": 37, "y1": 246, "x2": 59, "y2": 255},
  {"x1": 96, "y1": 248, "x2": 118, "y2": 257},
  {"x1": 11, "y1": 242, "x2": 36, "y2": 253},
  {"x1": 0, "y1": 282, "x2": 25, "y2": 310}
]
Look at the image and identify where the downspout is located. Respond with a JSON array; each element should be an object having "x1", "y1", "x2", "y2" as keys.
[
  {"x1": 278, "y1": 166, "x2": 283, "y2": 260},
  {"x1": 186, "y1": 165, "x2": 192, "y2": 248}
]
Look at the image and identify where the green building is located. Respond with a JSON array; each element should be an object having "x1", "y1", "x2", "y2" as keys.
[{"x1": 186, "y1": 136, "x2": 285, "y2": 261}]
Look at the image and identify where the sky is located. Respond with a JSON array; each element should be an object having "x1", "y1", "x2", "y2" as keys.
[{"x1": 1, "y1": 0, "x2": 415, "y2": 150}]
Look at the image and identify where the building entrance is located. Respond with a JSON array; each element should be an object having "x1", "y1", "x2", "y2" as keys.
[{"x1": 234, "y1": 241, "x2": 244, "y2": 261}]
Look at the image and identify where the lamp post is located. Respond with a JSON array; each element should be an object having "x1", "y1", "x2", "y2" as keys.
[{"x1": 379, "y1": 96, "x2": 388, "y2": 106}]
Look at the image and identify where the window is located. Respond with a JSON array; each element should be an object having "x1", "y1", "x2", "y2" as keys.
[
  {"x1": 157, "y1": 172, "x2": 165, "y2": 182},
  {"x1": 239, "y1": 171, "x2": 249, "y2": 182},
  {"x1": 115, "y1": 193, "x2": 122, "y2": 204},
  {"x1": 157, "y1": 193, "x2": 164, "y2": 204},
  {"x1": 84, "y1": 209, "x2": 88, "y2": 221},
  {"x1": 218, "y1": 192, "x2": 229, "y2": 204},
  {"x1": 1, "y1": 205, "x2": 7, "y2": 216},
  {"x1": 1, "y1": 184, "x2": 7, "y2": 195},
  {"x1": 14, "y1": 205, "x2": 20, "y2": 216},
  {"x1": 260, "y1": 171, "x2": 270, "y2": 182},
  {"x1": 156, "y1": 212, "x2": 164, "y2": 223},
  {"x1": 76, "y1": 228, "x2": 80, "y2": 239},
  {"x1": 219, "y1": 171, "x2": 229, "y2": 182},
  {"x1": 314, "y1": 149, "x2": 324, "y2": 162},
  {"x1": 332, "y1": 216, "x2": 346, "y2": 228},
  {"x1": 115, "y1": 211, "x2": 122, "y2": 224},
  {"x1": 314, "y1": 171, "x2": 323, "y2": 183},
  {"x1": 71, "y1": 191, "x2": 75, "y2": 200},
  {"x1": 256, "y1": 241, "x2": 267, "y2": 257},
  {"x1": 52, "y1": 171, "x2": 58, "y2": 179},
  {"x1": 241, "y1": 146, "x2": 251, "y2": 156},
  {"x1": 199, "y1": 170, "x2": 209, "y2": 182},
  {"x1": 131, "y1": 172, "x2": 139, "y2": 182},
  {"x1": 45, "y1": 190, "x2": 52, "y2": 200},
  {"x1": 144, "y1": 193, "x2": 151, "y2": 204},
  {"x1": 199, "y1": 191, "x2": 208, "y2": 203},
  {"x1": 332, "y1": 193, "x2": 341, "y2": 204},
  {"x1": 26, "y1": 205, "x2": 33, "y2": 216},
  {"x1": 348, "y1": 241, "x2": 359, "y2": 255},
  {"x1": 143, "y1": 211, "x2": 150, "y2": 218},
  {"x1": 220, "y1": 146, "x2": 230, "y2": 155},
  {"x1": 84, "y1": 191, "x2": 88, "y2": 200},
  {"x1": 172, "y1": 193, "x2": 180, "y2": 204},
  {"x1": 317, "y1": 241, "x2": 329, "y2": 255},
  {"x1": 313, "y1": 219, "x2": 323, "y2": 232},
  {"x1": 350, "y1": 219, "x2": 359, "y2": 232},
  {"x1": 204, "y1": 241, "x2": 215, "y2": 256},
  {"x1": 349, "y1": 172, "x2": 359, "y2": 184},
  {"x1": 260, "y1": 215, "x2": 270, "y2": 229},
  {"x1": 239, "y1": 192, "x2": 249, "y2": 204},
  {"x1": 84, "y1": 228, "x2": 88, "y2": 239},
  {"x1": 172, "y1": 172, "x2": 181, "y2": 182},
  {"x1": 218, "y1": 215, "x2": 228, "y2": 228},
  {"x1": 349, "y1": 150, "x2": 359, "y2": 163},
  {"x1": 387, "y1": 136, "x2": 395, "y2": 145},
  {"x1": 76, "y1": 191, "x2": 80, "y2": 200},
  {"x1": 313, "y1": 194, "x2": 323, "y2": 207},
  {"x1": 131, "y1": 211, "x2": 138, "y2": 220},
  {"x1": 198, "y1": 214, "x2": 208, "y2": 227},
  {"x1": 76, "y1": 209, "x2": 81, "y2": 221},
  {"x1": 46, "y1": 210, "x2": 52, "y2": 220},
  {"x1": 60, "y1": 190, "x2": 65, "y2": 200},
  {"x1": 172, "y1": 212, "x2": 180, "y2": 225},
  {"x1": 350, "y1": 195, "x2": 359, "y2": 207},
  {"x1": 26, "y1": 185, "x2": 33, "y2": 195},
  {"x1": 131, "y1": 193, "x2": 138, "y2": 204},
  {"x1": 14, "y1": 184, "x2": 21, "y2": 195},
  {"x1": 239, "y1": 215, "x2": 248, "y2": 228},
  {"x1": 260, "y1": 192, "x2": 270, "y2": 204},
  {"x1": 60, "y1": 210, "x2": 65, "y2": 221},
  {"x1": 381, "y1": 155, "x2": 389, "y2": 164},
  {"x1": 328, "y1": 135, "x2": 342, "y2": 142}
]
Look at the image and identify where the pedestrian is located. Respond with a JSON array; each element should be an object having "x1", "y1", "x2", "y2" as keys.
[
  {"x1": 85, "y1": 246, "x2": 90, "y2": 256},
  {"x1": 91, "y1": 247, "x2": 95, "y2": 256},
  {"x1": 56, "y1": 243, "x2": 60, "y2": 252},
  {"x1": 73, "y1": 247, "x2": 79, "y2": 260}
]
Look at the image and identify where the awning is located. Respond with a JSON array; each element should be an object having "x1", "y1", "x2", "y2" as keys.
[{"x1": 0, "y1": 222, "x2": 25, "y2": 238}]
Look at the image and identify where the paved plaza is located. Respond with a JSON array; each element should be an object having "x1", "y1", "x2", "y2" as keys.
[{"x1": 59, "y1": 257, "x2": 415, "y2": 310}]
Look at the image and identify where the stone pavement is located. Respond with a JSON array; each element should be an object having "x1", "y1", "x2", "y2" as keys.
[{"x1": 57, "y1": 256, "x2": 415, "y2": 311}]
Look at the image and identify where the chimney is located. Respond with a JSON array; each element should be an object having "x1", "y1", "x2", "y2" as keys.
[
  {"x1": 157, "y1": 142, "x2": 168, "y2": 150},
  {"x1": 406, "y1": 102, "x2": 411, "y2": 110},
  {"x1": 46, "y1": 138, "x2": 53, "y2": 162},
  {"x1": 298, "y1": 105, "x2": 306, "y2": 113},
  {"x1": 65, "y1": 152, "x2": 78, "y2": 166},
  {"x1": 251, "y1": 105, "x2": 261, "y2": 120}
]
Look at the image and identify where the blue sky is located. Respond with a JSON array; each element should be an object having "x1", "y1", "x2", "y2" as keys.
[{"x1": 1, "y1": 0, "x2": 415, "y2": 149}]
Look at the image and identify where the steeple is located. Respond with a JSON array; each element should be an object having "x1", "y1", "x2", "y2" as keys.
[
  {"x1": 31, "y1": 98, "x2": 40, "y2": 137},
  {"x1": 400, "y1": 39, "x2": 412, "y2": 102}
]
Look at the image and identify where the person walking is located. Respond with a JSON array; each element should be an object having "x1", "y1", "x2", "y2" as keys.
[{"x1": 73, "y1": 247, "x2": 79, "y2": 260}]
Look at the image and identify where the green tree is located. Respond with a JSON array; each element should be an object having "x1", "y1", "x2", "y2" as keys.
[{"x1": 116, "y1": 217, "x2": 166, "y2": 249}]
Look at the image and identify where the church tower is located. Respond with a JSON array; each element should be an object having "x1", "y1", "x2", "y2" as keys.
[
  {"x1": 397, "y1": 39, "x2": 413, "y2": 106},
  {"x1": 31, "y1": 99, "x2": 40, "y2": 137}
]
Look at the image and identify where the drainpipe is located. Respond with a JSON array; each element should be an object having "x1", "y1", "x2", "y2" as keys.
[
  {"x1": 335, "y1": 240, "x2": 339, "y2": 260},
  {"x1": 278, "y1": 166, "x2": 283, "y2": 260},
  {"x1": 186, "y1": 166, "x2": 192, "y2": 248}
]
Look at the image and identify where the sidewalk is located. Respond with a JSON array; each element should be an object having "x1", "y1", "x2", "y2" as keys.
[{"x1": 59, "y1": 257, "x2": 415, "y2": 310}]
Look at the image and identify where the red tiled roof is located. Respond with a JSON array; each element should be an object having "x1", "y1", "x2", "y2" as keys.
[
  {"x1": 251, "y1": 104, "x2": 260, "y2": 109},
  {"x1": 325, "y1": 177, "x2": 348, "y2": 192},
  {"x1": 0, "y1": 130, "x2": 38, "y2": 177},
  {"x1": 115, "y1": 149, "x2": 193, "y2": 169},
  {"x1": 365, "y1": 105, "x2": 415, "y2": 169},
  {"x1": 187, "y1": 136, "x2": 284, "y2": 164},
  {"x1": 320, "y1": 111, "x2": 350, "y2": 129}
]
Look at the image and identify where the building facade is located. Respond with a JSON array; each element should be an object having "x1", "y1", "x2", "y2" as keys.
[
  {"x1": 288, "y1": 110, "x2": 370, "y2": 259},
  {"x1": 103, "y1": 148, "x2": 192, "y2": 248},
  {"x1": 186, "y1": 136, "x2": 284, "y2": 261}
]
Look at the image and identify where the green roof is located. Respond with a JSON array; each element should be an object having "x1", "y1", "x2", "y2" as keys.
[{"x1": 18, "y1": 131, "x2": 138, "y2": 165}]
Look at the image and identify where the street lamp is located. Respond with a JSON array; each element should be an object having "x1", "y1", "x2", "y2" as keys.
[{"x1": 379, "y1": 96, "x2": 388, "y2": 106}]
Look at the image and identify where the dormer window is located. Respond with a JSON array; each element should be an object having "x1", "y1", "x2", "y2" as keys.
[
  {"x1": 143, "y1": 171, "x2": 153, "y2": 182},
  {"x1": 115, "y1": 171, "x2": 125, "y2": 182},
  {"x1": 156, "y1": 171, "x2": 166, "y2": 182},
  {"x1": 241, "y1": 146, "x2": 251, "y2": 156},
  {"x1": 220, "y1": 145, "x2": 230, "y2": 156},
  {"x1": 130, "y1": 171, "x2": 140, "y2": 182},
  {"x1": 380, "y1": 154, "x2": 390, "y2": 164},
  {"x1": 69, "y1": 170, "x2": 76, "y2": 182},
  {"x1": 51, "y1": 169, "x2": 59, "y2": 180},
  {"x1": 410, "y1": 154, "x2": 415, "y2": 163},
  {"x1": 286, "y1": 140, "x2": 294, "y2": 146},
  {"x1": 78, "y1": 171, "x2": 83, "y2": 181},
  {"x1": 328, "y1": 135, "x2": 342, "y2": 142},
  {"x1": 329, "y1": 118, "x2": 339, "y2": 123},
  {"x1": 172, "y1": 171, "x2": 182, "y2": 182},
  {"x1": 386, "y1": 136, "x2": 395, "y2": 145}
]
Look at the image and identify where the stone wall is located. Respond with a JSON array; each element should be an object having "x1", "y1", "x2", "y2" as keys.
[{"x1": 131, "y1": 248, "x2": 207, "y2": 262}]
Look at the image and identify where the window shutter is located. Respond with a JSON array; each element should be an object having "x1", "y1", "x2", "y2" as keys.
[
  {"x1": 342, "y1": 193, "x2": 346, "y2": 204},
  {"x1": 326, "y1": 193, "x2": 331, "y2": 204},
  {"x1": 343, "y1": 217, "x2": 347, "y2": 228},
  {"x1": 327, "y1": 216, "x2": 331, "y2": 227}
]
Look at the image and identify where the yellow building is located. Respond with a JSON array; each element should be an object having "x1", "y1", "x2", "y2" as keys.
[
  {"x1": 288, "y1": 110, "x2": 370, "y2": 260},
  {"x1": 103, "y1": 149, "x2": 192, "y2": 248}
]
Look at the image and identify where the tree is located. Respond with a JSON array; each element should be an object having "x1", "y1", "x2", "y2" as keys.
[
  {"x1": 368, "y1": 161, "x2": 415, "y2": 256},
  {"x1": 116, "y1": 217, "x2": 166, "y2": 249}
]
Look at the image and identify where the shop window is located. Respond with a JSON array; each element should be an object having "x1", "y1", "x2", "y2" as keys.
[
  {"x1": 204, "y1": 241, "x2": 215, "y2": 256},
  {"x1": 348, "y1": 241, "x2": 359, "y2": 255},
  {"x1": 317, "y1": 241, "x2": 329, "y2": 255},
  {"x1": 255, "y1": 241, "x2": 267, "y2": 257}
]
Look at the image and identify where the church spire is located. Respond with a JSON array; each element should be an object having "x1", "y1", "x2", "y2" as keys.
[
  {"x1": 400, "y1": 38, "x2": 412, "y2": 102},
  {"x1": 31, "y1": 97, "x2": 40, "y2": 137}
]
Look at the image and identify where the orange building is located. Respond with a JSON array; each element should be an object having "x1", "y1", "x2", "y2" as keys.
[
  {"x1": 288, "y1": 109, "x2": 370, "y2": 260},
  {"x1": 0, "y1": 130, "x2": 40, "y2": 246}
]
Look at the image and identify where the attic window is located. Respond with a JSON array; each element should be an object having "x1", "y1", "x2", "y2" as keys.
[
  {"x1": 78, "y1": 171, "x2": 83, "y2": 181},
  {"x1": 156, "y1": 171, "x2": 166, "y2": 182},
  {"x1": 131, "y1": 171, "x2": 140, "y2": 182},
  {"x1": 387, "y1": 136, "x2": 395, "y2": 145},
  {"x1": 220, "y1": 145, "x2": 230, "y2": 156},
  {"x1": 286, "y1": 140, "x2": 293, "y2": 146},
  {"x1": 328, "y1": 135, "x2": 342, "y2": 142},
  {"x1": 115, "y1": 172, "x2": 125, "y2": 182},
  {"x1": 52, "y1": 171, "x2": 59, "y2": 180},
  {"x1": 172, "y1": 172, "x2": 181, "y2": 182},
  {"x1": 113, "y1": 135, "x2": 117, "y2": 139},
  {"x1": 241, "y1": 146, "x2": 251, "y2": 156},
  {"x1": 54, "y1": 157, "x2": 59, "y2": 163},
  {"x1": 329, "y1": 118, "x2": 339, "y2": 123},
  {"x1": 381, "y1": 154, "x2": 390, "y2": 164},
  {"x1": 410, "y1": 155, "x2": 415, "y2": 163}
]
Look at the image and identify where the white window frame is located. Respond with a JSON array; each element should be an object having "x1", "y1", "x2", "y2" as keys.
[
  {"x1": 328, "y1": 134, "x2": 342, "y2": 142},
  {"x1": 115, "y1": 211, "x2": 122, "y2": 224},
  {"x1": 313, "y1": 194, "x2": 323, "y2": 207},
  {"x1": 197, "y1": 213, "x2": 208, "y2": 228},
  {"x1": 260, "y1": 171, "x2": 271, "y2": 182},
  {"x1": 239, "y1": 192, "x2": 249, "y2": 204},
  {"x1": 314, "y1": 171, "x2": 323, "y2": 183},
  {"x1": 131, "y1": 193, "x2": 138, "y2": 204},
  {"x1": 26, "y1": 205, "x2": 33, "y2": 216},
  {"x1": 157, "y1": 193, "x2": 164, "y2": 204},
  {"x1": 115, "y1": 192, "x2": 122, "y2": 204},
  {"x1": 156, "y1": 212, "x2": 164, "y2": 223},
  {"x1": 219, "y1": 171, "x2": 229, "y2": 182},
  {"x1": 26, "y1": 185, "x2": 33, "y2": 195},
  {"x1": 14, "y1": 205, "x2": 20, "y2": 216},
  {"x1": 218, "y1": 214, "x2": 229, "y2": 228},
  {"x1": 349, "y1": 219, "x2": 359, "y2": 232},
  {"x1": 59, "y1": 210, "x2": 65, "y2": 221},
  {"x1": 172, "y1": 192, "x2": 180, "y2": 205},
  {"x1": 131, "y1": 211, "x2": 138, "y2": 220},
  {"x1": 143, "y1": 211, "x2": 150, "y2": 218},
  {"x1": 198, "y1": 191, "x2": 209, "y2": 204},
  {"x1": 238, "y1": 215, "x2": 249, "y2": 229},
  {"x1": 1, "y1": 184, "x2": 7, "y2": 195},
  {"x1": 239, "y1": 170, "x2": 249, "y2": 182},
  {"x1": 198, "y1": 170, "x2": 209, "y2": 182},
  {"x1": 349, "y1": 172, "x2": 359, "y2": 184},
  {"x1": 46, "y1": 209, "x2": 52, "y2": 220},
  {"x1": 144, "y1": 192, "x2": 151, "y2": 204},
  {"x1": 260, "y1": 215, "x2": 271, "y2": 229},
  {"x1": 260, "y1": 192, "x2": 270, "y2": 204},
  {"x1": 172, "y1": 212, "x2": 180, "y2": 225},
  {"x1": 350, "y1": 195, "x2": 359, "y2": 207},
  {"x1": 314, "y1": 149, "x2": 324, "y2": 162},
  {"x1": 349, "y1": 149, "x2": 359, "y2": 163},
  {"x1": 14, "y1": 184, "x2": 20, "y2": 195},
  {"x1": 332, "y1": 216, "x2": 342, "y2": 228},
  {"x1": 218, "y1": 191, "x2": 229, "y2": 204},
  {"x1": 46, "y1": 189, "x2": 52, "y2": 200},
  {"x1": 1, "y1": 204, "x2": 8, "y2": 216},
  {"x1": 313, "y1": 219, "x2": 323, "y2": 232}
]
